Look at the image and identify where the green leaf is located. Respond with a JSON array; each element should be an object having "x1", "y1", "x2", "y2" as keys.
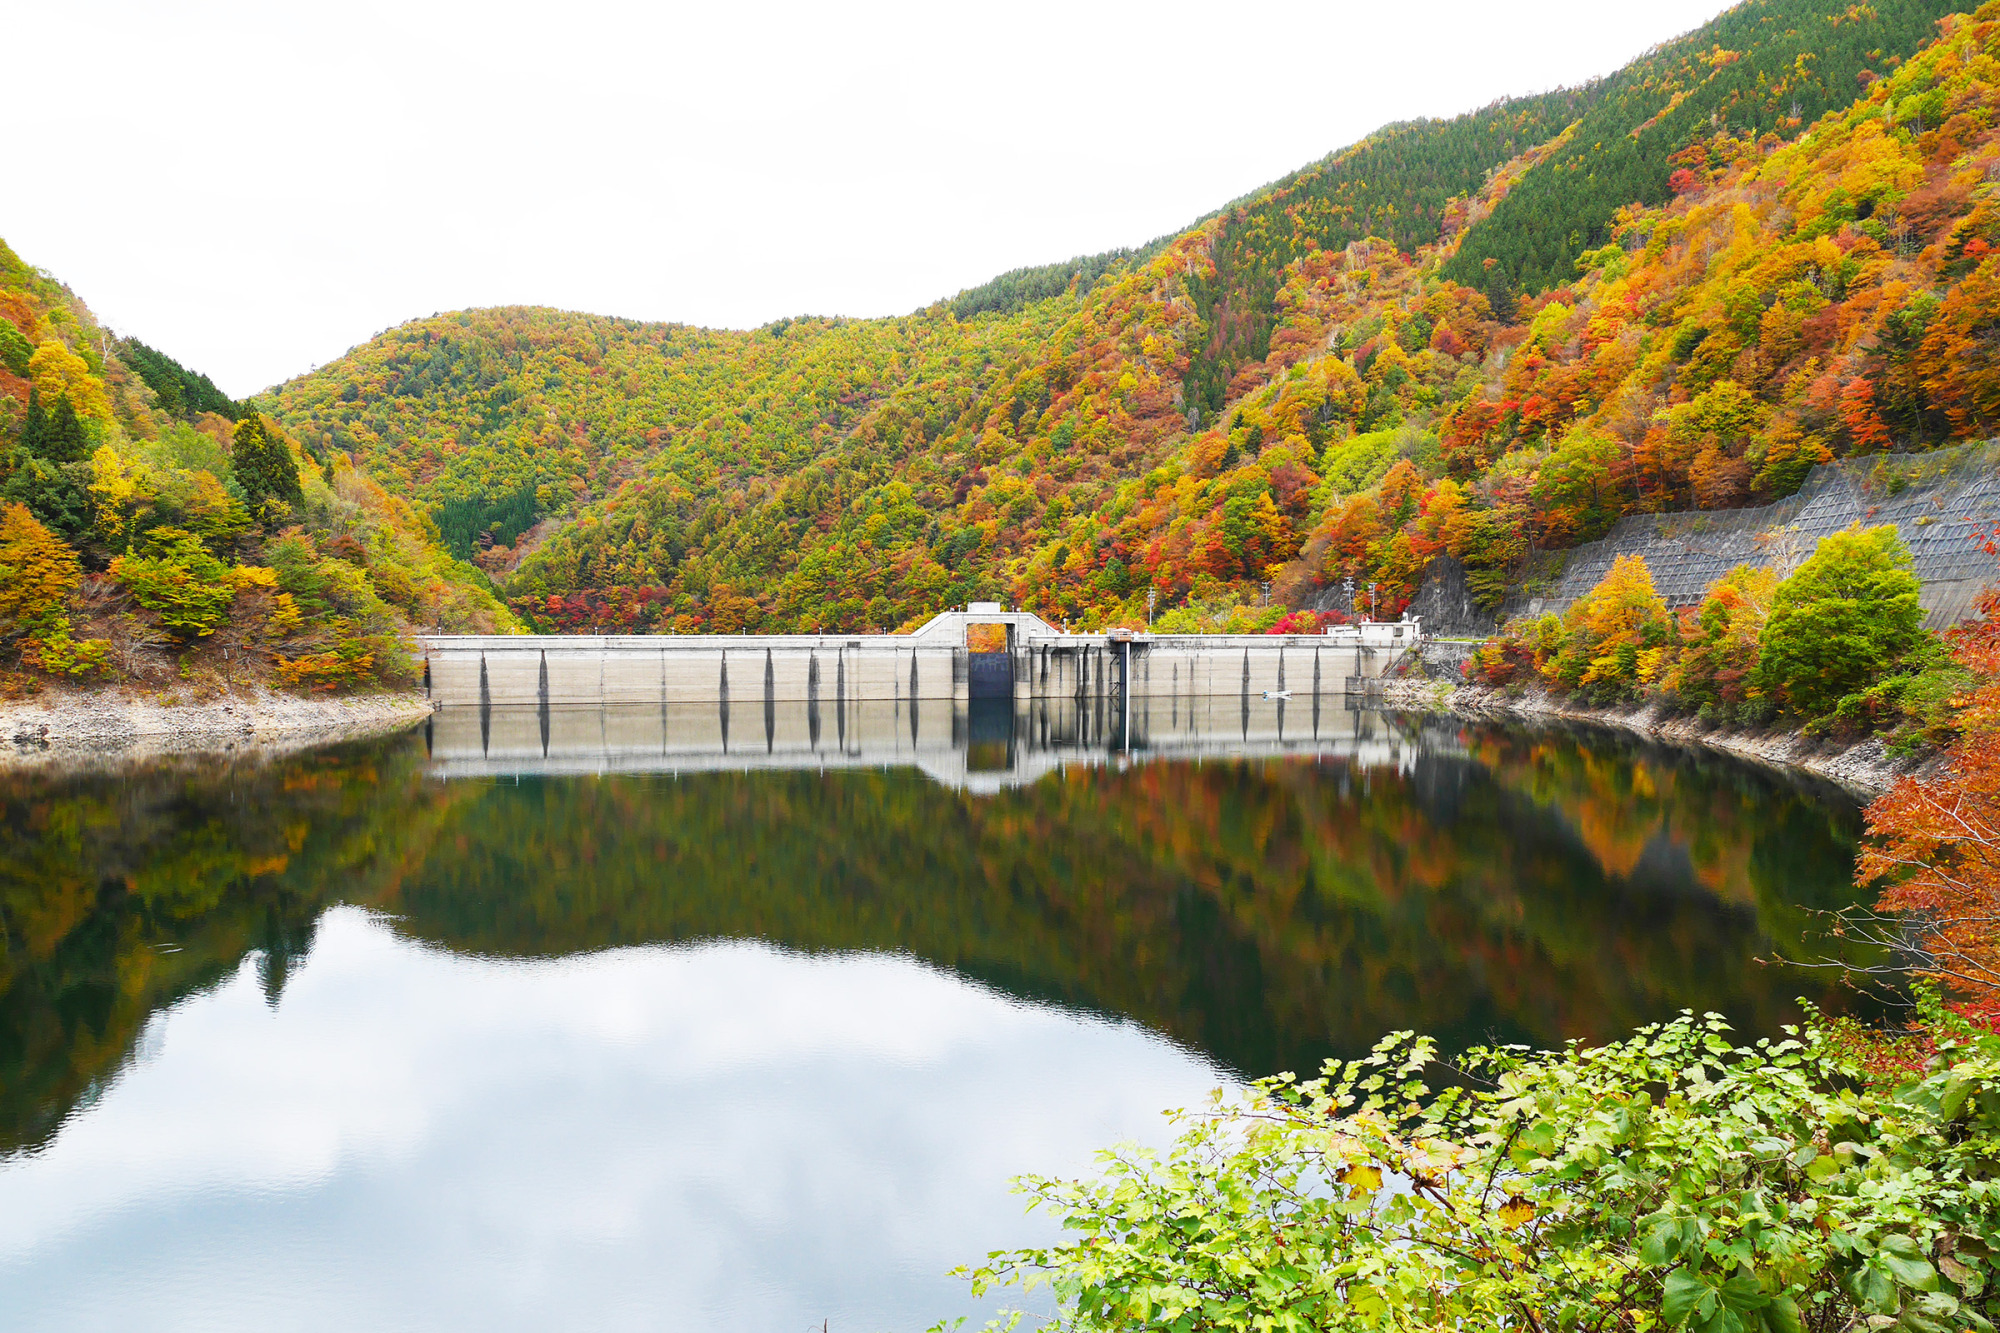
[
  {"x1": 1720, "y1": 1274, "x2": 1772, "y2": 1312},
  {"x1": 1852, "y1": 1261, "x2": 1897, "y2": 1313},
  {"x1": 1880, "y1": 1235, "x2": 1941, "y2": 1292},
  {"x1": 1665, "y1": 1269, "x2": 1710, "y2": 1326},
  {"x1": 1642, "y1": 1219, "x2": 1683, "y2": 1265},
  {"x1": 1763, "y1": 1293, "x2": 1805, "y2": 1333}
]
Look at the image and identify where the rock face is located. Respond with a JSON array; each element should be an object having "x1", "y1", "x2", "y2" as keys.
[
  {"x1": 1414, "y1": 639, "x2": 1481, "y2": 680},
  {"x1": 1407, "y1": 556, "x2": 1498, "y2": 639}
]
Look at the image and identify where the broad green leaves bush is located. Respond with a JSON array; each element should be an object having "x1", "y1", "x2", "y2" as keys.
[
  {"x1": 110, "y1": 527, "x2": 236, "y2": 640},
  {"x1": 960, "y1": 1013, "x2": 2000, "y2": 1333},
  {"x1": 1757, "y1": 525, "x2": 1926, "y2": 723}
]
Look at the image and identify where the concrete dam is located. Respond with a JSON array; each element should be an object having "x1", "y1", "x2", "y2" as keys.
[
  {"x1": 417, "y1": 606, "x2": 1421, "y2": 710},
  {"x1": 415, "y1": 608, "x2": 1423, "y2": 790}
]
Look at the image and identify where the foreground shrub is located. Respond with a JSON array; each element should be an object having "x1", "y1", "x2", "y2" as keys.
[
  {"x1": 959, "y1": 1013, "x2": 2000, "y2": 1333},
  {"x1": 21, "y1": 621, "x2": 112, "y2": 677}
]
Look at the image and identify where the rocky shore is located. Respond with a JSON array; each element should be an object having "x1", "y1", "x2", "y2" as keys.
[
  {"x1": 0, "y1": 687, "x2": 434, "y2": 771},
  {"x1": 1374, "y1": 678, "x2": 1933, "y2": 799}
]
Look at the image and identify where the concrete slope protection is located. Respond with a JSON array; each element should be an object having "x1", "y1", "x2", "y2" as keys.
[{"x1": 1520, "y1": 441, "x2": 2000, "y2": 629}]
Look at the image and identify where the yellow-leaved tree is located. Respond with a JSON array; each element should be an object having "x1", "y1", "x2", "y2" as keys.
[
  {"x1": 27, "y1": 339, "x2": 112, "y2": 422},
  {"x1": 1544, "y1": 553, "x2": 1672, "y2": 699},
  {"x1": 0, "y1": 500, "x2": 108, "y2": 675},
  {"x1": 0, "y1": 501, "x2": 79, "y2": 638}
]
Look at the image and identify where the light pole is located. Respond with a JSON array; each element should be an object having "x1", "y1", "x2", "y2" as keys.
[
  {"x1": 1369, "y1": 583, "x2": 1378, "y2": 620},
  {"x1": 1146, "y1": 588, "x2": 1156, "y2": 632}
]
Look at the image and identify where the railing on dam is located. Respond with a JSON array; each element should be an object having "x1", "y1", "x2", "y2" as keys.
[{"x1": 416, "y1": 608, "x2": 1423, "y2": 710}]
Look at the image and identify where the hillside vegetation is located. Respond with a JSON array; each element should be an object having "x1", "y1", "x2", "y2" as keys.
[
  {"x1": 246, "y1": 0, "x2": 1990, "y2": 641},
  {"x1": 0, "y1": 240, "x2": 512, "y2": 697}
]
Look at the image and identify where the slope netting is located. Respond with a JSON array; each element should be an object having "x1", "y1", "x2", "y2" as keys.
[{"x1": 1525, "y1": 441, "x2": 2000, "y2": 630}]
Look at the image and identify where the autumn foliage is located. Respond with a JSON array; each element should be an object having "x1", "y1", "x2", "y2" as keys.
[
  {"x1": 0, "y1": 236, "x2": 516, "y2": 694},
  {"x1": 1864, "y1": 585, "x2": 2000, "y2": 1020},
  {"x1": 249, "y1": 0, "x2": 2000, "y2": 636}
]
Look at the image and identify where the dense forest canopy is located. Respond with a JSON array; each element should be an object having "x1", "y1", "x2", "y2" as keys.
[{"x1": 1442, "y1": 0, "x2": 1968, "y2": 294}]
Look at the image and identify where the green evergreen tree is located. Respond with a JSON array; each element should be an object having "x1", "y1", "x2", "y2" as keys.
[
  {"x1": 232, "y1": 412, "x2": 303, "y2": 521},
  {"x1": 36, "y1": 396, "x2": 89, "y2": 464},
  {"x1": 119, "y1": 338, "x2": 238, "y2": 420},
  {"x1": 15, "y1": 390, "x2": 46, "y2": 454},
  {"x1": 1, "y1": 455, "x2": 92, "y2": 542}
]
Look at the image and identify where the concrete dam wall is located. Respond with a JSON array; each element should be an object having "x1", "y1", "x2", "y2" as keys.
[{"x1": 418, "y1": 608, "x2": 1421, "y2": 709}]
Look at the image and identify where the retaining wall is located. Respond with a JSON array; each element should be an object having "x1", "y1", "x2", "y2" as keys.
[{"x1": 1513, "y1": 441, "x2": 2000, "y2": 629}]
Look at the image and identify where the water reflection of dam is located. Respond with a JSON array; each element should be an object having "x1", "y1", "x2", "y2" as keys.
[{"x1": 426, "y1": 696, "x2": 1433, "y2": 792}]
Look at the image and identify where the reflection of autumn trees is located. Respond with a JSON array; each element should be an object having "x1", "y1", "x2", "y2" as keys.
[
  {"x1": 0, "y1": 722, "x2": 1872, "y2": 1159},
  {"x1": 381, "y1": 722, "x2": 1872, "y2": 1073}
]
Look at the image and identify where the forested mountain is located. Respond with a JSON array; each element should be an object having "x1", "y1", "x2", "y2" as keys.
[
  {"x1": 1181, "y1": 85, "x2": 1603, "y2": 420},
  {"x1": 248, "y1": 0, "x2": 1988, "y2": 637},
  {"x1": 0, "y1": 239, "x2": 511, "y2": 695},
  {"x1": 1443, "y1": 0, "x2": 1965, "y2": 295},
  {"x1": 947, "y1": 248, "x2": 1155, "y2": 320}
]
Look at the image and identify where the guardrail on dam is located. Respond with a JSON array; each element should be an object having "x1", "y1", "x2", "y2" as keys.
[{"x1": 416, "y1": 606, "x2": 1422, "y2": 708}]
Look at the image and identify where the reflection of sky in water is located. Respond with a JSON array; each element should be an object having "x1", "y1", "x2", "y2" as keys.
[{"x1": 0, "y1": 907, "x2": 1230, "y2": 1332}]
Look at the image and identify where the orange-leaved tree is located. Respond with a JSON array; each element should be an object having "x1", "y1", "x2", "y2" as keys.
[
  {"x1": 1862, "y1": 583, "x2": 2000, "y2": 1019},
  {"x1": 0, "y1": 501, "x2": 79, "y2": 640}
]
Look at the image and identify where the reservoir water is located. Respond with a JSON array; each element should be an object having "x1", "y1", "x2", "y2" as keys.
[{"x1": 0, "y1": 704, "x2": 1875, "y2": 1331}]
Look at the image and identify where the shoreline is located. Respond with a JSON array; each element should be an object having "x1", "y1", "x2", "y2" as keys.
[
  {"x1": 1376, "y1": 679, "x2": 1932, "y2": 800},
  {"x1": 0, "y1": 675, "x2": 1935, "y2": 797},
  {"x1": 0, "y1": 687, "x2": 435, "y2": 772}
]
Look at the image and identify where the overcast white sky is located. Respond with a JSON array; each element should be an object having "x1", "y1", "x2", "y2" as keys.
[{"x1": 6, "y1": 0, "x2": 1730, "y2": 398}]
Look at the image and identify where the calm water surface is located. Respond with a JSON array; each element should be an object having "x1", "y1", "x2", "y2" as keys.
[{"x1": 0, "y1": 705, "x2": 1874, "y2": 1331}]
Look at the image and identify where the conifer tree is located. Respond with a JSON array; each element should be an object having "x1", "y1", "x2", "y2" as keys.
[
  {"x1": 15, "y1": 390, "x2": 46, "y2": 454},
  {"x1": 36, "y1": 396, "x2": 88, "y2": 464},
  {"x1": 232, "y1": 412, "x2": 303, "y2": 521},
  {"x1": 4, "y1": 391, "x2": 91, "y2": 538}
]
